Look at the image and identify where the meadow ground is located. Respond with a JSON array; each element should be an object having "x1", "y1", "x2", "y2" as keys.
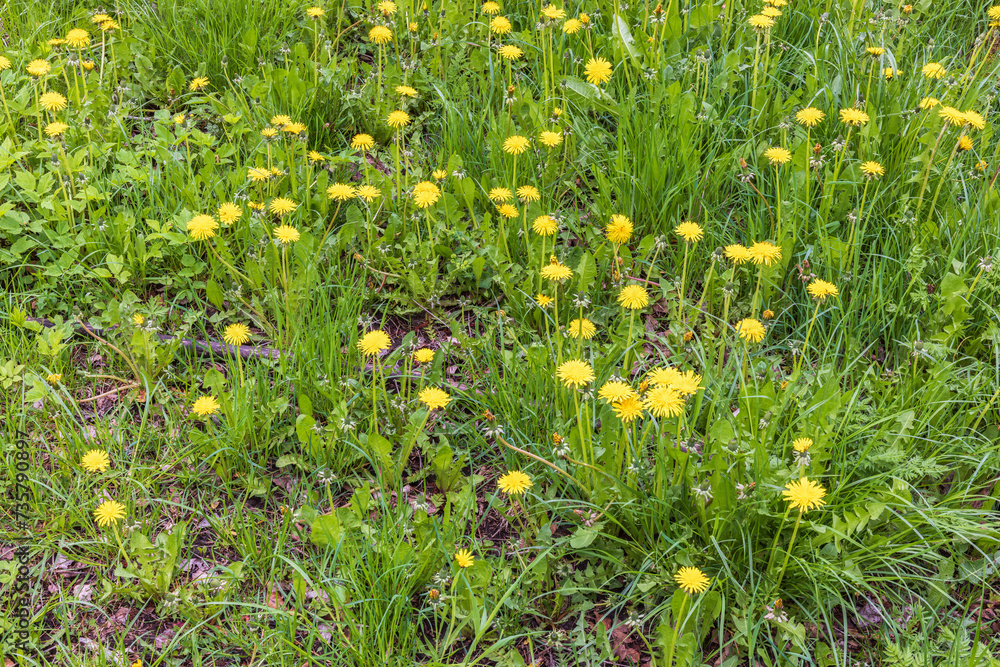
[{"x1": 3, "y1": 0, "x2": 1000, "y2": 665}]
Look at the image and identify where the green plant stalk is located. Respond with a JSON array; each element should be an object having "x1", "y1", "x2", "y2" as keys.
[
  {"x1": 793, "y1": 300, "x2": 821, "y2": 375},
  {"x1": 863, "y1": 59, "x2": 875, "y2": 110},
  {"x1": 665, "y1": 594, "x2": 691, "y2": 667},
  {"x1": 765, "y1": 505, "x2": 792, "y2": 573},
  {"x1": 0, "y1": 79, "x2": 12, "y2": 134},
  {"x1": 624, "y1": 309, "x2": 636, "y2": 373},
  {"x1": 924, "y1": 131, "x2": 963, "y2": 227},
  {"x1": 677, "y1": 242, "x2": 690, "y2": 322},
  {"x1": 773, "y1": 164, "x2": 781, "y2": 237},
  {"x1": 818, "y1": 125, "x2": 853, "y2": 227},
  {"x1": 716, "y1": 291, "x2": 731, "y2": 375},
  {"x1": 774, "y1": 510, "x2": 804, "y2": 588},
  {"x1": 913, "y1": 124, "x2": 948, "y2": 217},
  {"x1": 313, "y1": 20, "x2": 320, "y2": 87},
  {"x1": 370, "y1": 355, "x2": 382, "y2": 434},
  {"x1": 847, "y1": 177, "x2": 872, "y2": 275},
  {"x1": 803, "y1": 126, "x2": 812, "y2": 235},
  {"x1": 750, "y1": 264, "x2": 764, "y2": 317},
  {"x1": 692, "y1": 260, "x2": 716, "y2": 316},
  {"x1": 33, "y1": 80, "x2": 43, "y2": 141}
]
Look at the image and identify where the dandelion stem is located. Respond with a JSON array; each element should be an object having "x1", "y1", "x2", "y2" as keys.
[
  {"x1": 775, "y1": 510, "x2": 804, "y2": 589},
  {"x1": 665, "y1": 594, "x2": 691, "y2": 667}
]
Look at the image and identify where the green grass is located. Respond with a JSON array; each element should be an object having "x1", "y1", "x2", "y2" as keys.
[{"x1": 3, "y1": 0, "x2": 1000, "y2": 665}]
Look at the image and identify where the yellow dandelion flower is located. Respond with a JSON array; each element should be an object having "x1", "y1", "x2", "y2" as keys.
[
  {"x1": 414, "y1": 181, "x2": 441, "y2": 208},
  {"x1": 378, "y1": 0, "x2": 398, "y2": 15},
  {"x1": 358, "y1": 185, "x2": 382, "y2": 202},
  {"x1": 648, "y1": 366, "x2": 682, "y2": 388},
  {"x1": 497, "y1": 470, "x2": 532, "y2": 494},
  {"x1": 606, "y1": 214, "x2": 633, "y2": 244},
  {"x1": 672, "y1": 370, "x2": 702, "y2": 396},
  {"x1": 47, "y1": 372, "x2": 63, "y2": 384},
  {"x1": 497, "y1": 203, "x2": 519, "y2": 218},
  {"x1": 489, "y1": 186, "x2": 514, "y2": 202},
  {"x1": 454, "y1": 549, "x2": 475, "y2": 567},
  {"x1": 223, "y1": 323, "x2": 251, "y2": 346},
  {"x1": 357, "y1": 330, "x2": 391, "y2": 356},
  {"x1": 94, "y1": 500, "x2": 126, "y2": 527},
  {"x1": 536, "y1": 293, "x2": 553, "y2": 307},
  {"x1": 188, "y1": 76, "x2": 209, "y2": 91},
  {"x1": 414, "y1": 348, "x2": 435, "y2": 363},
  {"x1": 675, "y1": 221, "x2": 703, "y2": 242},
  {"x1": 217, "y1": 202, "x2": 242, "y2": 225},
  {"x1": 563, "y1": 18, "x2": 582, "y2": 33},
  {"x1": 327, "y1": 183, "x2": 357, "y2": 201},
  {"x1": 748, "y1": 14, "x2": 775, "y2": 29},
  {"x1": 499, "y1": 44, "x2": 523, "y2": 60},
  {"x1": 44, "y1": 121, "x2": 68, "y2": 137},
  {"x1": 533, "y1": 215, "x2": 558, "y2": 235},
  {"x1": 584, "y1": 57, "x2": 613, "y2": 85},
  {"x1": 618, "y1": 284, "x2": 649, "y2": 310},
  {"x1": 27, "y1": 59, "x2": 51, "y2": 77},
  {"x1": 386, "y1": 110, "x2": 411, "y2": 129},
  {"x1": 674, "y1": 567, "x2": 710, "y2": 594},
  {"x1": 269, "y1": 198, "x2": 298, "y2": 216},
  {"x1": 248, "y1": 167, "x2": 271, "y2": 182},
  {"x1": 539, "y1": 130, "x2": 563, "y2": 147},
  {"x1": 540, "y1": 256, "x2": 573, "y2": 282},
  {"x1": 192, "y1": 395, "x2": 221, "y2": 417},
  {"x1": 839, "y1": 107, "x2": 870, "y2": 126},
  {"x1": 567, "y1": 318, "x2": 597, "y2": 339},
  {"x1": 557, "y1": 359, "x2": 595, "y2": 387},
  {"x1": 517, "y1": 185, "x2": 540, "y2": 201},
  {"x1": 748, "y1": 241, "x2": 781, "y2": 266},
  {"x1": 490, "y1": 16, "x2": 513, "y2": 34},
  {"x1": 725, "y1": 244, "x2": 752, "y2": 264},
  {"x1": 860, "y1": 161, "x2": 884, "y2": 178},
  {"x1": 598, "y1": 380, "x2": 635, "y2": 404},
  {"x1": 81, "y1": 449, "x2": 110, "y2": 473},
  {"x1": 66, "y1": 28, "x2": 91, "y2": 48},
  {"x1": 644, "y1": 385, "x2": 684, "y2": 418},
  {"x1": 307, "y1": 6, "x2": 327, "y2": 18},
  {"x1": 482, "y1": 1, "x2": 501, "y2": 13},
  {"x1": 919, "y1": 97, "x2": 940, "y2": 110},
  {"x1": 352, "y1": 133, "x2": 375, "y2": 149},
  {"x1": 274, "y1": 224, "x2": 300, "y2": 245},
  {"x1": 187, "y1": 214, "x2": 218, "y2": 241},
  {"x1": 503, "y1": 134, "x2": 530, "y2": 154},
  {"x1": 39, "y1": 92, "x2": 68, "y2": 112},
  {"x1": 613, "y1": 395, "x2": 644, "y2": 422},
  {"x1": 792, "y1": 437, "x2": 813, "y2": 453},
  {"x1": 783, "y1": 477, "x2": 827, "y2": 513},
  {"x1": 369, "y1": 25, "x2": 393, "y2": 44},
  {"x1": 735, "y1": 318, "x2": 766, "y2": 343},
  {"x1": 963, "y1": 110, "x2": 986, "y2": 130},
  {"x1": 807, "y1": 279, "x2": 839, "y2": 300},
  {"x1": 541, "y1": 4, "x2": 567, "y2": 20},
  {"x1": 396, "y1": 84, "x2": 418, "y2": 97},
  {"x1": 419, "y1": 386, "x2": 451, "y2": 410},
  {"x1": 921, "y1": 62, "x2": 946, "y2": 79},
  {"x1": 938, "y1": 106, "x2": 965, "y2": 127},
  {"x1": 764, "y1": 147, "x2": 792, "y2": 165}
]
